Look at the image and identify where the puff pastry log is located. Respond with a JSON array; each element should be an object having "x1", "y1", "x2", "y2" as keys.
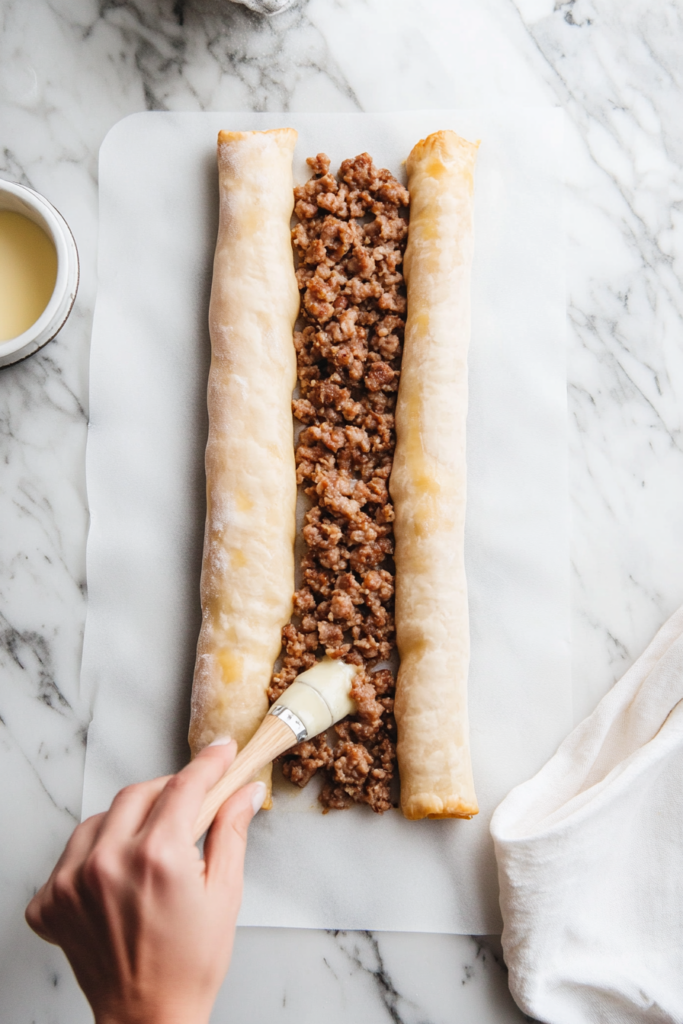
[
  {"x1": 189, "y1": 129, "x2": 300, "y2": 807},
  {"x1": 392, "y1": 130, "x2": 479, "y2": 821}
]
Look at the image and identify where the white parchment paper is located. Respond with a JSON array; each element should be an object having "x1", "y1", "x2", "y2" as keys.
[{"x1": 81, "y1": 111, "x2": 569, "y2": 934}]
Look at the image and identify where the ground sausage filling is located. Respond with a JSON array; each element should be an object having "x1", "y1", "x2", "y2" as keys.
[{"x1": 268, "y1": 152, "x2": 409, "y2": 814}]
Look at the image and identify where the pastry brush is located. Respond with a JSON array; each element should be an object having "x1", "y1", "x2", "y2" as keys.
[{"x1": 194, "y1": 658, "x2": 358, "y2": 841}]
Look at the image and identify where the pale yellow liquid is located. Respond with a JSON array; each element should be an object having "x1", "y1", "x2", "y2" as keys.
[{"x1": 0, "y1": 210, "x2": 58, "y2": 341}]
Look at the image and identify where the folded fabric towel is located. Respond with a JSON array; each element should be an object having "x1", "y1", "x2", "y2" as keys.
[{"x1": 491, "y1": 606, "x2": 683, "y2": 1024}]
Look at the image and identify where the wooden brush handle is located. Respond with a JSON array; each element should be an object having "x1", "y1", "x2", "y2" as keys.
[{"x1": 193, "y1": 714, "x2": 297, "y2": 842}]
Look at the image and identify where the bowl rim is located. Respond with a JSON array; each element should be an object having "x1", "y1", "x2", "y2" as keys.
[{"x1": 0, "y1": 179, "x2": 79, "y2": 365}]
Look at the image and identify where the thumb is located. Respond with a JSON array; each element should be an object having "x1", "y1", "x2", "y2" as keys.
[{"x1": 203, "y1": 781, "x2": 265, "y2": 892}]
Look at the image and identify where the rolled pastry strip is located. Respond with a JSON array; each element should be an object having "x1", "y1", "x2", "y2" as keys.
[
  {"x1": 392, "y1": 130, "x2": 479, "y2": 820},
  {"x1": 189, "y1": 128, "x2": 300, "y2": 807}
]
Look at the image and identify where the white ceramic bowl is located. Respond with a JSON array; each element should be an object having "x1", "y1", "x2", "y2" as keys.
[{"x1": 0, "y1": 179, "x2": 79, "y2": 368}]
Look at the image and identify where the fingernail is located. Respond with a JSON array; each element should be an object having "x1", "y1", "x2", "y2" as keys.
[
  {"x1": 251, "y1": 782, "x2": 267, "y2": 815},
  {"x1": 208, "y1": 735, "x2": 232, "y2": 747}
]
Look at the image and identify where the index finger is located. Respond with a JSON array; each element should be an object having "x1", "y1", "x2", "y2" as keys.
[
  {"x1": 138, "y1": 740, "x2": 237, "y2": 842},
  {"x1": 94, "y1": 775, "x2": 171, "y2": 846}
]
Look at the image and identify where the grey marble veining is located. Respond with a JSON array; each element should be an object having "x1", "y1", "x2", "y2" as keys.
[
  {"x1": 215, "y1": 930, "x2": 530, "y2": 1023},
  {"x1": 2, "y1": 0, "x2": 683, "y2": 1020},
  {"x1": 512, "y1": 0, "x2": 683, "y2": 723}
]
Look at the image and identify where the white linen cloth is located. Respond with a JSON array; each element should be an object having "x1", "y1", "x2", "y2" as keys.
[{"x1": 491, "y1": 606, "x2": 683, "y2": 1024}]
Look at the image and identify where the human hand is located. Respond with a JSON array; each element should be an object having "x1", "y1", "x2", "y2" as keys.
[{"x1": 25, "y1": 740, "x2": 264, "y2": 1024}]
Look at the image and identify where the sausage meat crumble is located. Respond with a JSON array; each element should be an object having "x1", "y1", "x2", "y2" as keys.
[{"x1": 268, "y1": 153, "x2": 409, "y2": 814}]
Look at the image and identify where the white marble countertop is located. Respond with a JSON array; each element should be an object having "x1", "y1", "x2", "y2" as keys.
[{"x1": 2, "y1": 1, "x2": 683, "y2": 1020}]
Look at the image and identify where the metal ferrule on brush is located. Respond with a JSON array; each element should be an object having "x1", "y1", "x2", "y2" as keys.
[{"x1": 268, "y1": 704, "x2": 308, "y2": 743}]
